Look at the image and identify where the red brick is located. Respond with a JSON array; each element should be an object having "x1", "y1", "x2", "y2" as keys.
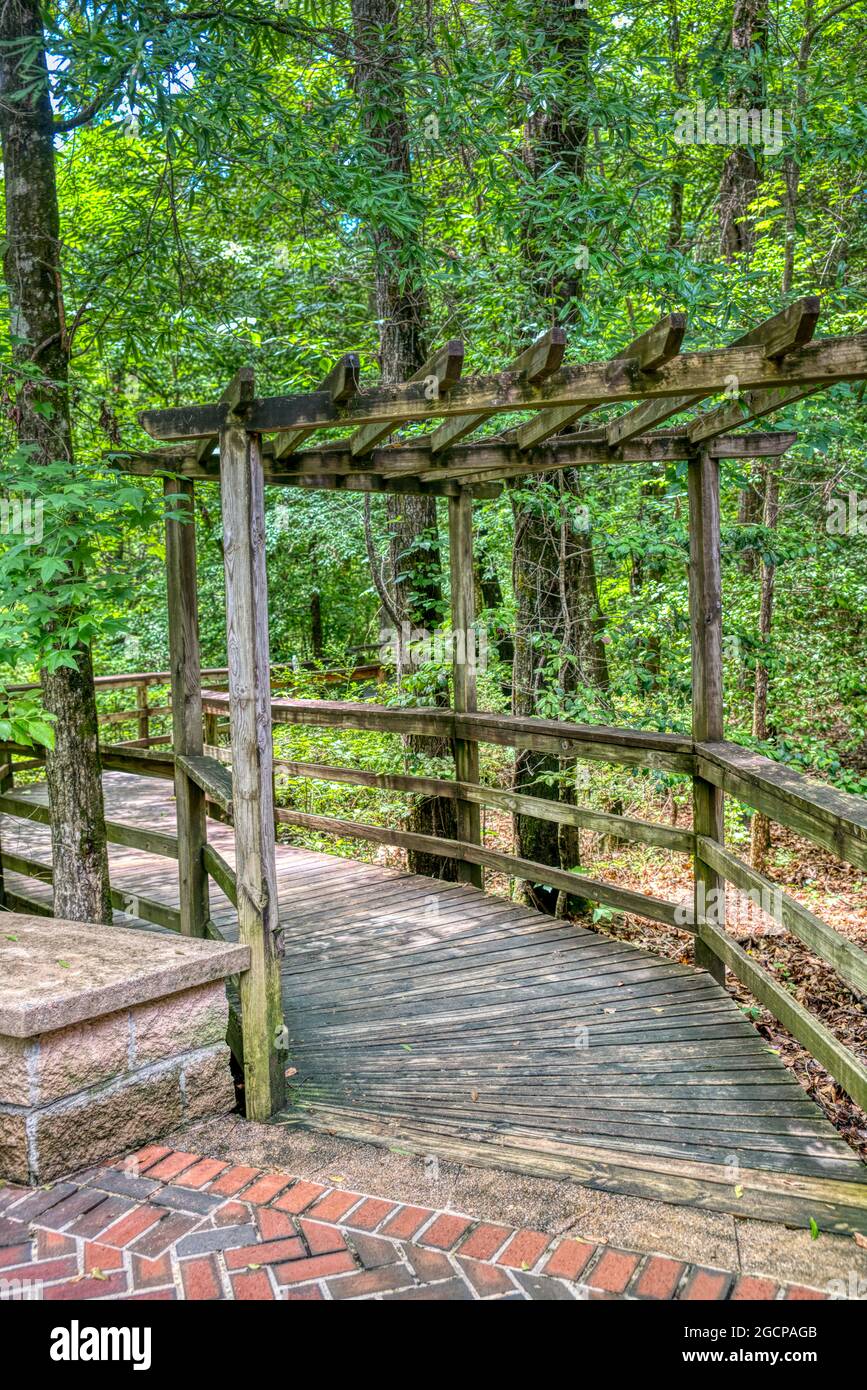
[
  {"x1": 543, "y1": 1239, "x2": 596, "y2": 1282},
  {"x1": 129, "y1": 1211, "x2": 197, "y2": 1258},
  {"x1": 327, "y1": 1265, "x2": 414, "y2": 1299},
  {"x1": 174, "y1": 1159, "x2": 228, "y2": 1190},
  {"x1": 419, "y1": 1213, "x2": 473, "y2": 1250},
  {"x1": 300, "y1": 1220, "x2": 349, "y2": 1256},
  {"x1": 44, "y1": 1271, "x2": 129, "y2": 1300},
  {"x1": 225, "y1": 1237, "x2": 306, "y2": 1270},
  {"x1": 381, "y1": 1206, "x2": 436, "y2": 1240},
  {"x1": 36, "y1": 1229, "x2": 76, "y2": 1259},
  {"x1": 1, "y1": 1255, "x2": 78, "y2": 1283},
  {"x1": 180, "y1": 1255, "x2": 223, "y2": 1300},
  {"x1": 208, "y1": 1166, "x2": 260, "y2": 1198},
  {"x1": 99, "y1": 1204, "x2": 164, "y2": 1249},
  {"x1": 273, "y1": 1181, "x2": 327, "y2": 1214},
  {"x1": 680, "y1": 1267, "x2": 733, "y2": 1301},
  {"x1": 496, "y1": 1228, "x2": 550, "y2": 1271},
  {"x1": 214, "y1": 1200, "x2": 252, "y2": 1227},
  {"x1": 731, "y1": 1275, "x2": 779, "y2": 1301},
  {"x1": 83, "y1": 1241, "x2": 125, "y2": 1274},
  {"x1": 785, "y1": 1284, "x2": 827, "y2": 1300},
  {"x1": 119, "y1": 1145, "x2": 172, "y2": 1175},
  {"x1": 457, "y1": 1257, "x2": 517, "y2": 1298},
  {"x1": 634, "y1": 1256, "x2": 685, "y2": 1300},
  {"x1": 308, "y1": 1190, "x2": 362, "y2": 1223},
  {"x1": 343, "y1": 1198, "x2": 397, "y2": 1232},
  {"x1": 69, "y1": 1196, "x2": 134, "y2": 1240},
  {"x1": 128, "y1": 1288, "x2": 176, "y2": 1300},
  {"x1": 147, "y1": 1151, "x2": 199, "y2": 1181},
  {"x1": 241, "y1": 1173, "x2": 294, "y2": 1206},
  {"x1": 403, "y1": 1243, "x2": 454, "y2": 1283},
  {"x1": 255, "y1": 1207, "x2": 297, "y2": 1242},
  {"x1": 458, "y1": 1223, "x2": 512, "y2": 1261},
  {"x1": 285, "y1": 1285, "x2": 325, "y2": 1300},
  {"x1": 231, "y1": 1269, "x2": 275, "y2": 1300},
  {"x1": 131, "y1": 1251, "x2": 174, "y2": 1291},
  {"x1": 586, "y1": 1248, "x2": 641, "y2": 1294},
  {"x1": 273, "y1": 1251, "x2": 356, "y2": 1285},
  {"x1": 0, "y1": 1243, "x2": 31, "y2": 1268}
]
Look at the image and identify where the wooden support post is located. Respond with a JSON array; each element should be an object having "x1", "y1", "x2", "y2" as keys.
[
  {"x1": 219, "y1": 392, "x2": 286, "y2": 1120},
  {"x1": 203, "y1": 711, "x2": 219, "y2": 750},
  {"x1": 688, "y1": 448, "x2": 726, "y2": 985},
  {"x1": 164, "y1": 477, "x2": 210, "y2": 939},
  {"x1": 448, "y1": 489, "x2": 484, "y2": 889},
  {"x1": 136, "y1": 680, "x2": 150, "y2": 745}
]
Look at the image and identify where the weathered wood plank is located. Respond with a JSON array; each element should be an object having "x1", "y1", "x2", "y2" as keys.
[
  {"x1": 688, "y1": 449, "x2": 726, "y2": 985},
  {"x1": 177, "y1": 754, "x2": 234, "y2": 817},
  {"x1": 430, "y1": 329, "x2": 565, "y2": 454},
  {"x1": 519, "y1": 313, "x2": 686, "y2": 450},
  {"x1": 219, "y1": 407, "x2": 286, "y2": 1119},
  {"x1": 696, "y1": 741, "x2": 867, "y2": 871},
  {"x1": 448, "y1": 489, "x2": 483, "y2": 887},
  {"x1": 164, "y1": 476, "x2": 210, "y2": 938},
  {"x1": 274, "y1": 353, "x2": 360, "y2": 458},
  {"x1": 138, "y1": 331, "x2": 867, "y2": 441},
  {"x1": 606, "y1": 298, "x2": 823, "y2": 447},
  {"x1": 350, "y1": 340, "x2": 464, "y2": 456}
]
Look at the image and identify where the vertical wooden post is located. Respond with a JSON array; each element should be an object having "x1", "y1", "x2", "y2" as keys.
[
  {"x1": 448, "y1": 489, "x2": 484, "y2": 889},
  {"x1": 203, "y1": 711, "x2": 219, "y2": 751},
  {"x1": 164, "y1": 477, "x2": 210, "y2": 939},
  {"x1": 136, "y1": 679, "x2": 149, "y2": 745},
  {"x1": 220, "y1": 397, "x2": 286, "y2": 1120},
  {"x1": 688, "y1": 448, "x2": 726, "y2": 985}
]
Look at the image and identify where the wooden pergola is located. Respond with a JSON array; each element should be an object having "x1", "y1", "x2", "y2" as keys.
[{"x1": 114, "y1": 297, "x2": 867, "y2": 1123}]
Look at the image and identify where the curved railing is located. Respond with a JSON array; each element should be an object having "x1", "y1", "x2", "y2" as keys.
[{"x1": 1, "y1": 671, "x2": 866, "y2": 1110}]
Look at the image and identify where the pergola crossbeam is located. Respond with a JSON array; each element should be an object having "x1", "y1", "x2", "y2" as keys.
[
  {"x1": 605, "y1": 297, "x2": 822, "y2": 448},
  {"x1": 428, "y1": 328, "x2": 566, "y2": 454},
  {"x1": 274, "y1": 353, "x2": 360, "y2": 459},
  {"x1": 349, "y1": 339, "x2": 464, "y2": 457},
  {"x1": 517, "y1": 312, "x2": 686, "y2": 451},
  {"x1": 139, "y1": 329, "x2": 866, "y2": 444}
]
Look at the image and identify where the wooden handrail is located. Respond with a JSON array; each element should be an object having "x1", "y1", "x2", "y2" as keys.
[
  {"x1": 696, "y1": 741, "x2": 867, "y2": 872},
  {"x1": 696, "y1": 838, "x2": 867, "y2": 996},
  {"x1": 696, "y1": 913, "x2": 867, "y2": 1111}
]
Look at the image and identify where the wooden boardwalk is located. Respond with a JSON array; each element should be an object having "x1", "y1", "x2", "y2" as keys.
[{"x1": 3, "y1": 772, "x2": 866, "y2": 1232}]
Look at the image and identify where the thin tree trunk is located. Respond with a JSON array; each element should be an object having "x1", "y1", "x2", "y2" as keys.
[
  {"x1": 667, "y1": 0, "x2": 688, "y2": 250},
  {"x1": 0, "y1": 0, "x2": 111, "y2": 922},
  {"x1": 718, "y1": 0, "x2": 770, "y2": 260},
  {"x1": 750, "y1": 464, "x2": 779, "y2": 871}
]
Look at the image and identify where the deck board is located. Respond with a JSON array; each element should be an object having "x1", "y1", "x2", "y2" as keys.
[{"x1": 3, "y1": 771, "x2": 865, "y2": 1230}]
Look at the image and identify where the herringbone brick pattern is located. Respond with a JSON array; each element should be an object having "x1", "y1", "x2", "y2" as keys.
[{"x1": 0, "y1": 1148, "x2": 828, "y2": 1301}]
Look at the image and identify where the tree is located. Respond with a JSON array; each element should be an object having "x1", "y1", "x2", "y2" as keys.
[
  {"x1": 0, "y1": 0, "x2": 111, "y2": 922},
  {"x1": 351, "y1": 0, "x2": 458, "y2": 876}
]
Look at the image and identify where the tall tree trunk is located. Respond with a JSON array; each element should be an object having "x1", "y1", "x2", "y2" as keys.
[
  {"x1": 750, "y1": 463, "x2": 779, "y2": 872},
  {"x1": 718, "y1": 0, "x2": 770, "y2": 260},
  {"x1": 351, "y1": 0, "x2": 457, "y2": 878},
  {"x1": 512, "y1": 0, "x2": 607, "y2": 915},
  {"x1": 0, "y1": 0, "x2": 111, "y2": 922}
]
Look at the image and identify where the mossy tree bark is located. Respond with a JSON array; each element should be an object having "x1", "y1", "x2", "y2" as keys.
[
  {"x1": 351, "y1": 0, "x2": 457, "y2": 878},
  {"x1": 0, "y1": 0, "x2": 111, "y2": 922}
]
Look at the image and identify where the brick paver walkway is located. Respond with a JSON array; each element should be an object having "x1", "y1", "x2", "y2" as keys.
[{"x1": 0, "y1": 1146, "x2": 829, "y2": 1301}]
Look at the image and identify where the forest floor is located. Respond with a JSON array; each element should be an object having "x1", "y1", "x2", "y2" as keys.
[{"x1": 374, "y1": 807, "x2": 867, "y2": 1162}]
